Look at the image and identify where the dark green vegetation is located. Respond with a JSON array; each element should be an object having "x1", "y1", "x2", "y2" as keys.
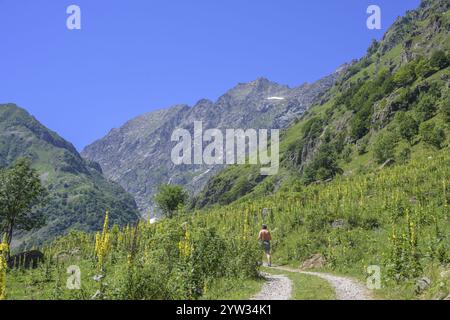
[
  {"x1": 154, "y1": 184, "x2": 188, "y2": 218},
  {"x1": 0, "y1": 159, "x2": 47, "y2": 247},
  {"x1": 0, "y1": 104, "x2": 139, "y2": 249}
]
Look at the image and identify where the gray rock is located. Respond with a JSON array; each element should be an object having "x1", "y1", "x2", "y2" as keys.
[
  {"x1": 379, "y1": 158, "x2": 395, "y2": 170},
  {"x1": 91, "y1": 290, "x2": 103, "y2": 300},
  {"x1": 415, "y1": 277, "x2": 432, "y2": 293},
  {"x1": 93, "y1": 274, "x2": 105, "y2": 282},
  {"x1": 300, "y1": 253, "x2": 326, "y2": 270},
  {"x1": 332, "y1": 219, "x2": 347, "y2": 229}
]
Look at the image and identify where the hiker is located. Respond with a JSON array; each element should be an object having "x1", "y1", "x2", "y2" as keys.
[{"x1": 258, "y1": 224, "x2": 272, "y2": 267}]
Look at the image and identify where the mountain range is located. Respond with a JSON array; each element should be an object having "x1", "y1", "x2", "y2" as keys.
[{"x1": 81, "y1": 68, "x2": 347, "y2": 216}]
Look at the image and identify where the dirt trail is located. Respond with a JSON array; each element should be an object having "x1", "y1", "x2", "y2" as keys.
[
  {"x1": 251, "y1": 272, "x2": 293, "y2": 300},
  {"x1": 272, "y1": 266, "x2": 373, "y2": 300}
]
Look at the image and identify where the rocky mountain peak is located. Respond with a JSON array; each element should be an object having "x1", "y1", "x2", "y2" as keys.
[{"x1": 82, "y1": 71, "x2": 343, "y2": 215}]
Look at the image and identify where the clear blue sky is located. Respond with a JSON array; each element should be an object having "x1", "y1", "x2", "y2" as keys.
[{"x1": 0, "y1": 0, "x2": 420, "y2": 150}]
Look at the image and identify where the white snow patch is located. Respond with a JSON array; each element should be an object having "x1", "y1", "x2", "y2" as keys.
[{"x1": 267, "y1": 96, "x2": 285, "y2": 100}]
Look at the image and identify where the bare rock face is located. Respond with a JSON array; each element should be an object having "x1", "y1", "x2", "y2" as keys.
[
  {"x1": 415, "y1": 277, "x2": 432, "y2": 294},
  {"x1": 300, "y1": 253, "x2": 327, "y2": 270},
  {"x1": 82, "y1": 72, "x2": 345, "y2": 216}
]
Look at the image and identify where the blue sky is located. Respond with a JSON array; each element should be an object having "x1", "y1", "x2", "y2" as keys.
[{"x1": 0, "y1": 0, "x2": 420, "y2": 150}]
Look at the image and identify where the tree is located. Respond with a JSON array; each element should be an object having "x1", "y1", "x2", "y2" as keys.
[
  {"x1": 395, "y1": 112, "x2": 418, "y2": 143},
  {"x1": 303, "y1": 143, "x2": 342, "y2": 184},
  {"x1": 415, "y1": 94, "x2": 438, "y2": 121},
  {"x1": 429, "y1": 50, "x2": 449, "y2": 70},
  {"x1": 414, "y1": 56, "x2": 436, "y2": 78},
  {"x1": 0, "y1": 158, "x2": 47, "y2": 246},
  {"x1": 440, "y1": 93, "x2": 450, "y2": 122},
  {"x1": 393, "y1": 62, "x2": 417, "y2": 87},
  {"x1": 154, "y1": 184, "x2": 188, "y2": 218},
  {"x1": 396, "y1": 141, "x2": 411, "y2": 164},
  {"x1": 373, "y1": 131, "x2": 397, "y2": 164},
  {"x1": 419, "y1": 122, "x2": 446, "y2": 149}
]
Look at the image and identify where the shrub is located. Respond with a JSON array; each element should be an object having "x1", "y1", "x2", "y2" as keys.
[
  {"x1": 396, "y1": 141, "x2": 411, "y2": 164},
  {"x1": 393, "y1": 62, "x2": 417, "y2": 87},
  {"x1": 414, "y1": 56, "x2": 436, "y2": 78},
  {"x1": 394, "y1": 112, "x2": 418, "y2": 143},
  {"x1": 440, "y1": 93, "x2": 450, "y2": 122},
  {"x1": 373, "y1": 131, "x2": 397, "y2": 164},
  {"x1": 356, "y1": 136, "x2": 369, "y2": 155},
  {"x1": 429, "y1": 50, "x2": 450, "y2": 70},
  {"x1": 342, "y1": 145, "x2": 353, "y2": 163},
  {"x1": 304, "y1": 144, "x2": 342, "y2": 183},
  {"x1": 419, "y1": 122, "x2": 446, "y2": 149},
  {"x1": 391, "y1": 88, "x2": 414, "y2": 111},
  {"x1": 415, "y1": 94, "x2": 438, "y2": 121}
]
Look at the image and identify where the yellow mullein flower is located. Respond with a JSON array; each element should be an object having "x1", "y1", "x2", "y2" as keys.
[
  {"x1": 95, "y1": 211, "x2": 110, "y2": 271},
  {"x1": 0, "y1": 235, "x2": 9, "y2": 300},
  {"x1": 179, "y1": 225, "x2": 192, "y2": 258}
]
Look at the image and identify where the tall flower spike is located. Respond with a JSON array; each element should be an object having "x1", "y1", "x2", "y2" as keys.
[
  {"x1": 95, "y1": 211, "x2": 110, "y2": 271},
  {"x1": 0, "y1": 235, "x2": 9, "y2": 300}
]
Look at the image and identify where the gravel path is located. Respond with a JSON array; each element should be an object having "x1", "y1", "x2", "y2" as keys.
[
  {"x1": 251, "y1": 272, "x2": 293, "y2": 300},
  {"x1": 273, "y1": 266, "x2": 373, "y2": 300}
]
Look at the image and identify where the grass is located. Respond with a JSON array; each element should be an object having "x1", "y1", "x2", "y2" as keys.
[
  {"x1": 201, "y1": 277, "x2": 264, "y2": 300},
  {"x1": 263, "y1": 267, "x2": 336, "y2": 300}
]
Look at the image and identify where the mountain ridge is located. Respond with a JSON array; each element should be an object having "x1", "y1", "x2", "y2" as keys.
[
  {"x1": 82, "y1": 70, "x2": 346, "y2": 215},
  {"x1": 0, "y1": 103, "x2": 140, "y2": 247}
]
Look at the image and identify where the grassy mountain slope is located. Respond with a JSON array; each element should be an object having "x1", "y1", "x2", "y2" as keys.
[
  {"x1": 192, "y1": 0, "x2": 450, "y2": 208},
  {"x1": 7, "y1": 139, "x2": 449, "y2": 300},
  {"x1": 0, "y1": 104, "x2": 140, "y2": 248}
]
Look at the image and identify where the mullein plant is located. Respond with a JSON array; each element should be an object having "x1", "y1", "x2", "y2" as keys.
[
  {"x1": 178, "y1": 224, "x2": 192, "y2": 259},
  {"x1": 93, "y1": 212, "x2": 110, "y2": 298},
  {"x1": 95, "y1": 211, "x2": 110, "y2": 271},
  {"x1": 0, "y1": 234, "x2": 9, "y2": 300}
]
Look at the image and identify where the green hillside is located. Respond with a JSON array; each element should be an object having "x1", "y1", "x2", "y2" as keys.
[
  {"x1": 192, "y1": 0, "x2": 450, "y2": 208},
  {"x1": 5, "y1": 144, "x2": 448, "y2": 300},
  {"x1": 0, "y1": 104, "x2": 140, "y2": 248}
]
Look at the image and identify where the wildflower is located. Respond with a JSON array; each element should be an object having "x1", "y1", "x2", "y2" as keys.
[
  {"x1": 178, "y1": 225, "x2": 192, "y2": 258},
  {"x1": 95, "y1": 211, "x2": 110, "y2": 271},
  {"x1": 0, "y1": 234, "x2": 9, "y2": 300}
]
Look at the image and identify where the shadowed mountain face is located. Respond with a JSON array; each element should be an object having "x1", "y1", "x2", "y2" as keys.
[
  {"x1": 0, "y1": 104, "x2": 140, "y2": 247},
  {"x1": 81, "y1": 72, "x2": 346, "y2": 216}
]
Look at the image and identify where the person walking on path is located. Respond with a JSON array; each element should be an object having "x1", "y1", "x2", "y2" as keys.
[{"x1": 258, "y1": 224, "x2": 272, "y2": 267}]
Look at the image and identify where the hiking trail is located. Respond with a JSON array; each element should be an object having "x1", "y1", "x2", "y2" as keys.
[
  {"x1": 251, "y1": 272, "x2": 293, "y2": 300},
  {"x1": 272, "y1": 266, "x2": 373, "y2": 300},
  {"x1": 252, "y1": 266, "x2": 373, "y2": 300}
]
